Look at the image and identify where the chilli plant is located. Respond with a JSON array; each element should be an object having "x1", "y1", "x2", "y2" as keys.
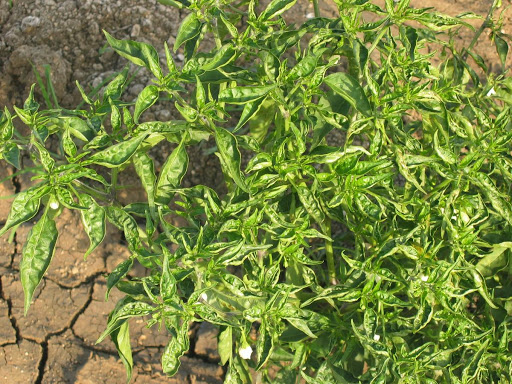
[{"x1": 1, "y1": 0, "x2": 512, "y2": 382}]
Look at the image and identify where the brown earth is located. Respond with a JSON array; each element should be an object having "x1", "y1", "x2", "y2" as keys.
[{"x1": 0, "y1": 0, "x2": 509, "y2": 383}]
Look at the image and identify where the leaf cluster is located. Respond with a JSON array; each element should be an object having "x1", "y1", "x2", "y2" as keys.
[{"x1": 2, "y1": 0, "x2": 512, "y2": 382}]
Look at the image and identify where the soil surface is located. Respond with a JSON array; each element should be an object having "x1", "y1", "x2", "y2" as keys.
[{"x1": 0, "y1": 0, "x2": 509, "y2": 383}]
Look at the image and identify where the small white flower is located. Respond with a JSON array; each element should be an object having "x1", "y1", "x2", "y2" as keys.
[
  {"x1": 373, "y1": 334, "x2": 381, "y2": 342},
  {"x1": 239, "y1": 345, "x2": 253, "y2": 360},
  {"x1": 305, "y1": 12, "x2": 315, "y2": 19},
  {"x1": 50, "y1": 201, "x2": 59, "y2": 210},
  {"x1": 420, "y1": 275, "x2": 428, "y2": 282},
  {"x1": 200, "y1": 292, "x2": 208, "y2": 302},
  {"x1": 487, "y1": 87, "x2": 497, "y2": 97}
]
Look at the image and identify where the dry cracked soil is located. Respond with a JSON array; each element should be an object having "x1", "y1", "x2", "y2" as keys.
[{"x1": 0, "y1": 0, "x2": 510, "y2": 383}]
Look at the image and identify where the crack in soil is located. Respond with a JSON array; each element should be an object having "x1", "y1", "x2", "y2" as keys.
[
  {"x1": 34, "y1": 341, "x2": 47, "y2": 384},
  {"x1": 27, "y1": 283, "x2": 95, "y2": 383},
  {"x1": 0, "y1": 276, "x2": 22, "y2": 344},
  {"x1": 69, "y1": 330, "x2": 120, "y2": 357},
  {"x1": 9, "y1": 231, "x2": 17, "y2": 269},
  {"x1": 45, "y1": 270, "x2": 105, "y2": 291}
]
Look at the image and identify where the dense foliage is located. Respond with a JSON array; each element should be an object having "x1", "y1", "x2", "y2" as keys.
[{"x1": 1, "y1": 0, "x2": 512, "y2": 382}]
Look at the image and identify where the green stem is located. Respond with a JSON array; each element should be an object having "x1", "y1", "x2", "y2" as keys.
[
  {"x1": 368, "y1": 19, "x2": 391, "y2": 55},
  {"x1": 313, "y1": 0, "x2": 321, "y2": 18},
  {"x1": 73, "y1": 180, "x2": 111, "y2": 203},
  {"x1": 462, "y1": 0, "x2": 500, "y2": 60},
  {"x1": 324, "y1": 218, "x2": 337, "y2": 285},
  {"x1": 110, "y1": 168, "x2": 118, "y2": 201}
]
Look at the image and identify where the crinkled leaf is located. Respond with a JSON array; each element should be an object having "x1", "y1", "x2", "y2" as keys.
[
  {"x1": 214, "y1": 125, "x2": 248, "y2": 191},
  {"x1": 134, "y1": 85, "x2": 159, "y2": 123},
  {"x1": 104, "y1": 31, "x2": 163, "y2": 79},
  {"x1": 155, "y1": 136, "x2": 188, "y2": 204},
  {"x1": 0, "y1": 186, "x2": 49, "y2": 237},
  {"x1": 174, "y1": 12, "x2": 202, "y2": 51},
  {"x1": 20, "y1": 211, "x2": 58, "y2": 314},
  {"x1": 87, "y1": 133, "x2": 148, "y2": 168},
  {"x1": 79, "y1": 194, "x2": 106, "y2": 259},
  {"x1": 324, "y1": 73, "x2": 372, "y2": 117}
]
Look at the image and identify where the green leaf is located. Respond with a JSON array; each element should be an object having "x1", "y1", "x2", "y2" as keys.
[
  {"x1": 218, "y1": 326, "x2": 232, "y2": 365},
  {"x1": 461, "y1": 339, "x2": 490, "y2": 381},
  {"x1": 105, "y1": 207, "x2": 141, "y2": 251},
  {"x1": 256, "y1": 322, "x2": 274, "y2": 370},
  {"x1": 219, "y1": 85, "x2": 276, "y2": 104},
  {"x1": 413, "y1": 294, "x2": 433, "y2": 333},
  {"x1": 104, "y1": 31, "x2": 163, "y2": 80},
  {"x1": 294, "y1": 182, "x2": 325, "y2": 226},
  {"x1": 87, "y1": 133, "x2": 148, "y2": 168},
  {"x1": 134, "y1": 85, "x2": 159, "y2": 123},
  {"x1": 106, "y1": 258, "x2": 134, "y2": 300},
  {"x1": 20, "y1": 210, "x2": 58, "y2": 314},
  {"x1": 234, "y1": 97, "x2": 265, "y2": 132},
  {"x1": 79, "y1": 194, "x2": 106, "y2": 259},
  {"x1": 324, "y1": 73, "x2": 372, "y2": 117},
  {"x1": 3, "y1": 142, "x2": 20, "y2": 169},
  {"x1": 104, "y1": 69, "x2": 128, "y2": 102},
  {"x1": 214, "y1": 126, "x2": 248, "y2": 192},
  {"x1": 174, "y1": 12, "x2": 202, "y2": 51},
  {"x1": 494, "y1": 34, "x2": 509, "y2": 67},
  {"x1": 111, "y1": 321, "x2": 133, "y2": 383},
  {"x1": 160, "y1": 247, "x2": 177, "y2": 302},
  {"x1": 260, "y1": 0, "x2": 297, "y2": 20},
  {"x1": 285, "y1": 318, "x2": 317, "y2": 339},
  {"x1": 162, "y1": 322, "x2": 190, "y2": 376},
  {"x1": 32, "y1": 140, "x2": 55, "y2": 172},
  {"x1": 195, "y1": 75, "x2": 206, "y2": 109},
  {"x1": 97, "y1": 298, "x2": 155, "y2": 343},
  {"x1": 63, "y1": 116, "x2": 96, "y2": 142},
  {"x1": 133, "y1": 152, "x2": 156, "y2": 215},
  {"x1": 0, "y1": 186, "x2": 48, "y2": 237},
  {"x1": 476, "y1": 242, "x2": 512, "y2": 277},
  {"x1": 201, "y1": 43, "x2": 236, "y2": 71},
  {"x1": 433, "y1": 130, "x2": 456, "y2": 164},
  {"x1": 287, "y1": 50, "x2": 322, "y2": 81},
  {"x1": 155, "y1": 136, "x2": 188, "y2": 204},
  {"x1": 302, "y1": 287, "x2": 362, "y2": 307},
  {"x1": 225, "y1": 355, "x2": 251, "y2": 384},
  {"x1": 0, "y1": 107, "x2": 14, "y2": 140},
  {"x1": 174, "y1": 102, "x2": 198, "y2": 122},
  {"x1": 474, "y1": 172, "x2": 512, "y2": 226}
]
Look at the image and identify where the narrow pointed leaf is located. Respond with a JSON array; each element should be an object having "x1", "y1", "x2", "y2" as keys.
[
  {"x1": 21, "y1": 211, "x2": 58, "y2": 314},
  {"x1": 324, "y1": 73, "x2": 372, "y2": 116},
  {"x1": 155, "y1": 137, "x2": 188, "y2": 204},
  {"x1": 79, "y1": 194, "x2": 106, "y2": 259},
  {"x1": 87, "y1": 133, "x2": 148, "y2": 168},
  {"x1": 214, "y1": 126, "x2": 248, "y2": 191},
  {"x1": 104, "y1": 31, "x2": 163, "y2": 79},
  {"x1": 0, "y1": 186, "x2": 49, "y2": 237},
  {"x1": 134, "y1": 85, "x2": 159, "y2": 123},
  {"x1": 174, "y1": 12, "x2": 202, "y2": 51}
]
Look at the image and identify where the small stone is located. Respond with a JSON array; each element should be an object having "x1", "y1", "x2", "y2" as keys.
[
  {"x1": 21, "y1": 16, "x2": 41, "y2": 32},
  {"x1": 91, "y1": 75, "x2": 104, "y2": 89},
  {"x1": 129, "y1": 83, "x2": 145, "y2": 96},
  {"x1": 131, "y1": 24, "x2": 141, "y2": 38},
  {"x1": 155, "y1": 109, "x2": 171, "y2": 121}
]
